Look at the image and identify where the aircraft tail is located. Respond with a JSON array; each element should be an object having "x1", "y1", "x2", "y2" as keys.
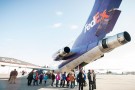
[{"x1": 73, "y1": 0, "x2": 122, "y2": 48}]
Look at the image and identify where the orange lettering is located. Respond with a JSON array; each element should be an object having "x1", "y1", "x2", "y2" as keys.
[{"x1": 100, "y1": 10, "x2": 109, "y2": 20}]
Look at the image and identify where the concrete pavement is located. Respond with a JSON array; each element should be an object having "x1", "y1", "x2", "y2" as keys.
[{"x1": 0, "y1": 75, "x2": 135, "y2": 90}]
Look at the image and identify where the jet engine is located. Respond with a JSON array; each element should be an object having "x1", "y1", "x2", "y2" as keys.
[
  {"x1": 53, "y1": 47, "x2": 71, "y2": 61},
  {"x1": 98, "y1": 31, "x2": 131, "y2": 52}
]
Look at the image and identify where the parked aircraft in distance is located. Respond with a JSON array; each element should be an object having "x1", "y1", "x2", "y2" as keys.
[{"x1": 52, "y1": 0, "x2": 131, "y2": 73}]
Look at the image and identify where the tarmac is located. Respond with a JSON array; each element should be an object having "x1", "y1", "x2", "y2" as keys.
[{"x1": 0, "y1": 74, "x2": 135, "y2": 90}]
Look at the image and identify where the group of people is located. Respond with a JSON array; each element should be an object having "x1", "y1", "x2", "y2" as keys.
[
  {"x1": 55, "y1": 72, "x2": 76, "y2": 88},
  {"x1": 9, "y1": 69, "x2": 18, "y2": 84},
  {"x1": 77, "y1": 69, "x2": 96, "y2": 90},
  {"x1": 27, "y1": 70, "x2": 76, "y2": 88},
  {"x1": 27, "y1": 70, "x2": 55, "y2": 86},
  {"x1": 26, "y1": 69, "x2": 96, "y2": 90},
  {"x1": 8, "y1": 68, "x2": 96, "y2": 90},
  {"x1": 87, "y1": 70, "x2": 96, "y2": 90}
]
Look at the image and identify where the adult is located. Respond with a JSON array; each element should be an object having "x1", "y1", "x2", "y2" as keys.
[
  {"x1": 55, "y1": 72, "x2": 60, "y2": 87},
  {"x1": 87, "y1": 70, "x2": 92, "y2": 90},
  {"x1": 33, "y1": 71, "x2": 39, "y2": 86},
  {"x1": 90, "y1": 70, "x2": 96, "y2": 90},
  {"x1": 51, "y1": 71, "x2": 55, "y2": 86},
  {"x1": 9, "y1": 69, "x2": 18, "y2": 84},
  {"x1": 60, "y1": 72, "x2": 66, "y2": 87},
  {"x1": 27, "y1": 70, "x2": 34, "y2": 86},
  {"x1": 69, "y1": 73, "x2": 75, "y2": 88},
  {"x1": 77, "y1": 70, "x2": 85, "y2": 90},
  {"x1": 39, "y1": 73, "x2": 43, "y2": 84}
]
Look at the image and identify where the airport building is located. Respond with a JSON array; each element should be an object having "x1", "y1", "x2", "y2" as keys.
[{"x1": 0, "y1": 57, "x2": 40, "y2": 75}]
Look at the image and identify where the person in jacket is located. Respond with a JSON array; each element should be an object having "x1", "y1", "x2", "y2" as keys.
[
  {"x1": 27, "y1": 70, "x2": 34, "y2": 86},
  {"x1": 39, "y1": 72, "x2": 43, "y2": 85},
  {"x1": 90, "y1": 70, "x2": 96, "y2": 90},
  {"x1": 83, "y1": 72, "x2": 87, "y2": 86},
  {"x1": 87, "y1": 70, "x2": 92, "y2": 90},
  {"x1": 77, "y1": 69, "x2": 85, "y2": 90},
  {"x1": 60, "y1": 72, "x2": 66, "y2": 87},
  {"x1": 69, "y1": 73, "x2": 75, "y2": 88},
  {"x1": 33, "y1": 71, "x2": 39, "y2": 86},
  {"x1": 51, "y1": 72, "x2": 55, "y2": 87},
  {"x1": 9, "y1": 69, "x2": 18, "y2": 84},
  {"x1": 66, "y1": 73, "x2": 70, "y2": 87},
  {"x1": 44, "y1": 73, "x2": 48, "y2": 86},
  {"x1": 55, "y1": 72, "x2": 61, "y2": 87}
]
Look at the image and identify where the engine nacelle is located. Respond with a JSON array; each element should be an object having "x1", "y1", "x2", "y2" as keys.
[
  {"x1": 59, "y1": 47, "x2": 70, "y2": 56},
  {"x1": 98, "y1": 31, "x2": 131, "y2": 52},
  {"x1": 53, "y1": 47, "x2": 70, "y2": 61}
]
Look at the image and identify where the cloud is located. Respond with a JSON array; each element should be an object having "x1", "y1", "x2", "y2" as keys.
[
  {"x1": 56, "y1": 11, "x2": 63, "y2": 16},
  {"x1": 70, "y1": 25, "x2": 79, "y2": 30},
  {"x1": 52, "y1": 23, "x2": 62, "y2": 28}
]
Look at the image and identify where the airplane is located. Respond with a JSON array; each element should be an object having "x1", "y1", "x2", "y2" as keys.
[
  {"x1": 52, "y1": 0, "x2": 131, "y2": 73},
  {"x1": 0, "y1": 0, "x2": 131, "y2": 74}
]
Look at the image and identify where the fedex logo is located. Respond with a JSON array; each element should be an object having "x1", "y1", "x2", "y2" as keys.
[{"x1": 84, "y1": 10, "x2": 109, "y2": 32}]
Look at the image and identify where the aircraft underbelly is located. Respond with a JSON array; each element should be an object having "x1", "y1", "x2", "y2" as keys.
[{"x1": 58, "y1": 46, "x2": 104, "y2": 72}]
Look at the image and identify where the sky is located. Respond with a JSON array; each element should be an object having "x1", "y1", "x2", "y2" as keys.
[{"x1": 0, "y1": 0, "x2": 135, "y2": 71}]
